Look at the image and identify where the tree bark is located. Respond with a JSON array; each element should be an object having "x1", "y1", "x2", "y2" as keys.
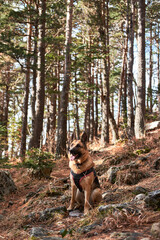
[
  {"x1": 157, "y1": 23, "x2": 160, "y2": 119},
  {"x1": 74, "y1": 66, "x2": 80, "y2": 139},
  {"x1": 56, "y1": 0, "x2": 73, "y2": 156},
  {"x1": 109, "y1": 109, "x2": 119, "y2": 143},
  {"x1": 135, "y1": 0, "x2": 145, "y2": 139},
  {"x1": 127, "y1": 0, "x2": 135, "y2": 136},
  {"x1": 32, "y1": 0, "x2": 46, "y2": 148},
  {"x1": 20, "y1": 2, "x2": 32, "y2": 156},
  {"x1": 4, "y1": 63, "x2": 10, "y2": 157},
  {"x1": 29, "y1": 1, "x2": 38, "y2": 149},
  {"x1": 148, "y1": 20, "x2": 153, "y2": 112},
  {"x1": 100, "y1": 0, "x2": 110, "y2": 145},
  {"x1": 95, "y1": 61, "x2": 99, "y2": 137},
  {"x1": 117, "y1": 24, "x2": 128, "y2": 127},
  {"x1": 46, "y1": 68, "x2": 57, "y2": 153}
]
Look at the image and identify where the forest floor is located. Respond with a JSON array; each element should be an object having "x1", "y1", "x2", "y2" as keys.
[{"x1": 0, "y1": 128, "x2": 160, "y2": 240}]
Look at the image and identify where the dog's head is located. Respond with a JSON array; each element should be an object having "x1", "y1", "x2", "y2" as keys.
[{"x1": 69, "y1": 132, "x2": 88, "y2": 162}]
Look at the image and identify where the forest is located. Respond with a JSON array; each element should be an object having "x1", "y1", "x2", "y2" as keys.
[
  {"x1": 1, "y1": 1, "x2": 160, "y2": 239},
  {"x1": 0, "y1": 0, "x2": 160, "y2": 159}
]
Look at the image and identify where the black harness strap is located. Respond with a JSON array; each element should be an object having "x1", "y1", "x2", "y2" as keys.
[{"x1": 71, "y1": 167, "x2": 99, "y2": 192}]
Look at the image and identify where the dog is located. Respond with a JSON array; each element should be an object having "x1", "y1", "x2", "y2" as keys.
[{"x1": 67, "y1": 132, "x2": 102, "y2": 215}]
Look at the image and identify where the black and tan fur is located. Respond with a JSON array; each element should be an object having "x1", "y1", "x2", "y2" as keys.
[{"x1": 68, "y1": 132, "x2": 102, "y2": 215}]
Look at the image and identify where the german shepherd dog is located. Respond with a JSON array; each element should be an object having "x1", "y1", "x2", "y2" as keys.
[{"x1": 68, "y1": 132, "x2": 102, "y2": 215}]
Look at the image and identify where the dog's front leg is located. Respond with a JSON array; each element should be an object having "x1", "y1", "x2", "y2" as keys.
[
  {"x1": 67, "y1": 183, "x2": 77, "y2": 211},
  {"x1": 84, "y1": 186, "x2": 92, "y2": 215}
]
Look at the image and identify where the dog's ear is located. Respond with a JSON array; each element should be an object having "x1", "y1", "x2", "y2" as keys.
[{"x1": 80, "y1": 132, "x2": 88, "y2": 144}]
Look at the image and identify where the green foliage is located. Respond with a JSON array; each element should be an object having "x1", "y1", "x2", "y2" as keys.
[
  {"x1": 23, "y1": 148, "x2": 55, "y2": 170},
  {"x1": 60, "y1": 228, "x2": 75, "y2": 238},
  {"x1": 29, "y1": 237, "x2": 39, "y2": 240},
  {"x1": 135, "y1": 147, "x2": 151, "y2": 155}
]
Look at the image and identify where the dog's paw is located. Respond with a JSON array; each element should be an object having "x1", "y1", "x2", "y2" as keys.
[
  {"x1": 84, "y1": 208, "x2": 89, "y2": 216},
  {"x1": 67, "y1": 206, "x2": 74, "y2": 211}
]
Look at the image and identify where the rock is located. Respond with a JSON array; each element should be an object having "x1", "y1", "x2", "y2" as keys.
[
  {"x1": 30, "y1": 227, "x2": 50, "y2": 237},
  {"x1": 120, "y1": 161, "x2": 139, "y2": 170},
  {"x1": 61, "y1": 195, "x2": 69, "y2": 203},
  {"x1": 150, "y1": 222, "x2": 160, "y2": 238},
  {"x1": 39, "y1": 206, "x2": 67, "y2": 221},
  {"x1": 145, "y1": 121, "x2": 160, "y2": 131},
  {"x1": 30, "y1": 227, "x2": 65, "y2": 240},
  {"x1": 140, "y1": 238, "x2": 150, "y2": 240},
  {"x1": 144, "y1": 190, "x2": 160, "y2": 210},
  {"x1": 116, "y1": 169, "x2": 146, "y2": 185},
  {"x1": 141, "y1": 238, "x2": 150, "y2": 240},
  {"x1": 69, "y1": 210, "x2": 83, "y2": 217},
  {"x1": 153, "y1": 157, "x2": 160, "y2": 170},
  {"x1": 106, "y1": 167, "x2": 119, "y2": 184},
  {"x1": 132, "y1": 186, "x2": 148, "y2": 195},
  {"x1": 134, "y1": 193, "x2": 146, "y2": 202},
  {"x1": 103, "y1": 161, "x2": 145, "y2": 185},
  {"x1": 0, "y1": 170, "x2": 17, "y2": 197},
  {"x1": 138, "y1": 156, "x2": 148, "y2": 162},
  {"x1": 26, "y1": 212, "x2": 36, "y2": 220},
  {"x1": 99, "y1": 203, "x2": 141, "y2": 215},
  {"x1": 110, "y1": 231, "x2": 141, "y2": 240},
  {"x1": 47, "y1": 206, "x2": 67, "y2": 213},
  {"x1": 26, "y1": 206, "x2": 67, "y2": 221},
  {"x1": 78, "y1": 221, "x2": 102, "y2": 234},
  {"x1": 0, "y1": 214, "x2": 4, "y2": 221},
  {"x1": 45, "y1": 190, "x2": 62, "y2": 197}
]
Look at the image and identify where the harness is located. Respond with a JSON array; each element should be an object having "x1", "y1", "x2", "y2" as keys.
[{"x1": 71, "y1": 167, "x2": 100, "y2": 192}]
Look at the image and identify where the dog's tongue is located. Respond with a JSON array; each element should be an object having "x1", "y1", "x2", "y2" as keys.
[{"x1": 70, "y1": 154, "x2": 77, "y2": 161}]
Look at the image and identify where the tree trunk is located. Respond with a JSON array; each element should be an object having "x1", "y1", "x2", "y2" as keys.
[
  {"x1": 4, "y1": 63, "x2": 10, "y2": 157},
  {"x1": 157, "y1": 24, "x2": 160, "y2": 119},
  {"x1": 29, "y1": 2, "x2": 38, "y2": 149},
  {"x1": 32, "y1": 0, "x2": 46, "y2": 148},
  {"x1": 148, "y1": 20, "x2": 153, "y2": 112},
  {"x1": 84, "y1": 87, "x2": 91, "y2": 141},
  {"x1": 122, "y1": 62, "x2": 127, "y2": 125},
  {"x1": 20, "y1": 3, "x2": 32, "y2": 156},
  {"x1": 56, "y1": 0, "x2": 73, "y2": 156},
  {"x1": 100, "y1": 0, "x2": 110, "y2": 145},
  {"x1": 84, "y1": 39, "x2": 92, "y2": 141},
  {"x1": 74, "y1": 67, "x2": 80, "y2": 139},
  {"x1": 95, "y1": 61, "x2": 99, "y2": 137},
  {"x1": 127, "y1": 0, "x2": 135, "y2": 136},
  {"x1": 117, "y1": 24, "x2": 128, "y2": 127},
  {"x1": 47, "y1": 68, "x2": 57, "y2": 153},
  {"x1": 135, "y1": 0, "x2": 145, "y2": 139},
  {"x1": 91, "y1": 52, "x2": 95, "y2": 140},
  {"x1": 109, "y1": 109, "x2": 119, "y2": 143}
]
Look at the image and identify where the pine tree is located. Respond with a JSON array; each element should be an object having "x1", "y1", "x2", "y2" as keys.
[
  {"x1": 135, "y1": 0, "x2": 146, "y2": 139},
  {"x1": 56, "y1": 0, "x2": 73, "y2": 156}
]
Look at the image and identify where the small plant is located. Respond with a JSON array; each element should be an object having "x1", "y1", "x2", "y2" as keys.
[
  {"x1": 23, "y1": 148, "x2": 55, "y2": 178},
  {"x1": 24, "y1": 148, "x2": 53, "y2": 167},
  {"x1": 60, "y1": 228, "x2": 75, "y2": 238},
  {"x1": 135, "y1": 147, "x2": 151, "y2": 155}
]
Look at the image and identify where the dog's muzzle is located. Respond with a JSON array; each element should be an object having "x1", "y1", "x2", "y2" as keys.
[{"x1": 69, "y1": 148, "x2": 79, "y2": 161}]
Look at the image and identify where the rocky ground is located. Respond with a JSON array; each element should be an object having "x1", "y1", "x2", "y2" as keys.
[{"x1": 0, "y1": 129, "x2": 160, "y2": 240}]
